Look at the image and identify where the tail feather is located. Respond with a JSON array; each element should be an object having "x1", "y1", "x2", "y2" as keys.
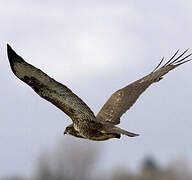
[{"x1": 105, "y1": 127, "x2": 139, "y2": 137}]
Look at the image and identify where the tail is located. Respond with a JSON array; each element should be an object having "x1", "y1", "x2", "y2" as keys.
[
  {"x1": 105, "y1": 126, "x2": 139, "y2": 137},
  {"x1": 144, "y1": 49, "x2": 192, "y2": 82}
]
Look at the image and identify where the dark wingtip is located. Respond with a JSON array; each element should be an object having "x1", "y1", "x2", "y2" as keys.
[
  {"x1": 7, "y1": 44, "x2": 25, "y2": 68},
  {"x1": 7, "y1": 44, "x2": 24, "y2": 74},
  {"x1": 7, "y1": 43, "x2": 11, "y2": 49},
  {"x1": 7, "y1": 44, "x2": 19, "y2": 63}
]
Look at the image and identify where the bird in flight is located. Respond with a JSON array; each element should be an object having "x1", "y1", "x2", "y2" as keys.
[{"x1": 7, "y1": 44, "x2": 191, "y2": 141}]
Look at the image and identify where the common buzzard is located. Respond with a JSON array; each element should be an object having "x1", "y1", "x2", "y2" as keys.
[{"x1": 7, "y1": 44, "x2": 191, "y2": 141}]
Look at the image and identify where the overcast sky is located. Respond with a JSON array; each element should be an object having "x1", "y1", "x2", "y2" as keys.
[{"x1": 1, "y1": 0, "x2": 192, "y2": 178}]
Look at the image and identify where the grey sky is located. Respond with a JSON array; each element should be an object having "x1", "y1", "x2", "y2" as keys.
[{"x1": 1, "y1": 0, "x2": 192, "y2": 177}]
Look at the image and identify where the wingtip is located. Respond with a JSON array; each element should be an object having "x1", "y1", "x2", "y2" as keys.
[
  {"x1": 7, "y1": 44, "x2": 18, "y2": 60},
  {"x1": 7, "y1": 43, "x2": 11, "y2": 49},
  {"x1": 7, "y1": 44, "x2": 24, "y2": 65},
  {"x1": 7, "y1": 44, "x2": 14, "y2": 54},
  {"x1": 7, "y1": 44, "x2": 25, "y2": 75}
]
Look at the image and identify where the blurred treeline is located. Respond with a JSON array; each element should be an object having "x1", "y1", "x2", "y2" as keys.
[{"x1": 1, "y1": 139, "x2": 192, "y2": 180}]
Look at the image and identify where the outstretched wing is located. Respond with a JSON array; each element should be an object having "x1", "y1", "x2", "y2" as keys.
[
  {"x1": 7, "y1": 44, "x2": 96, "y2": 123},
  {"x1": 96, "y1": 50, "x2": 192, "y2": 125}
]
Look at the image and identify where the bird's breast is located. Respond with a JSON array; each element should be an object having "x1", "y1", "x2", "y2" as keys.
[{"x1": 73, "y1": 123, "x2": 80, "y2": 132}]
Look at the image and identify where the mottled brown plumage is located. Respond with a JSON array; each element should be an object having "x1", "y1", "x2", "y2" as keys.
[{"x1": 7, "y1": 44, "x2": 191, "y2": 141}]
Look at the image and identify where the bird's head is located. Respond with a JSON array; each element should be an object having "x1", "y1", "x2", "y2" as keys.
[
  {"x1": 64, "y1": 124, "x2": 74, "y2": 135},
  {"x1": 64, "y1": 124, "x2": 84, "y2": 139}
]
